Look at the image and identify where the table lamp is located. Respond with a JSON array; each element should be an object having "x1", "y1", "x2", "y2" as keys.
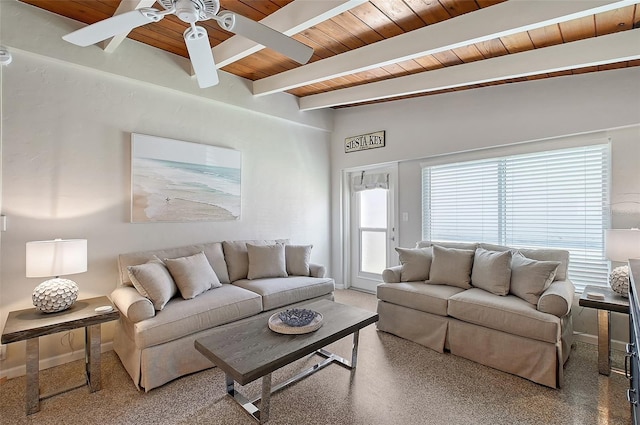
[
  {"x1": 605, "y1": 229, "x2": 640, "y2": 297},
  {"x1": 26, "y1": 239, "x2": 87, "y2": 313}
]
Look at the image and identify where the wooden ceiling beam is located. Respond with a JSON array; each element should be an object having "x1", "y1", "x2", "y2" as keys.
[
  {"x1": 253, "y1": 0, "x2": 640, "y2": 96},
  {"x1": 298, "y1": 30, "x2": 640, "y2": 110},
  {"x1": 212, "y1": 0, "x2": 368, "y2": 68}
]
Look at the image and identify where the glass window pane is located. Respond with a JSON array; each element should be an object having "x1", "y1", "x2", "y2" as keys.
[
  {"x1": 361, "y1": 230, "x2": 386, "y2": 274},
  {"x1": 360, "y1": 188, "x2": 387, "y2": 228}
]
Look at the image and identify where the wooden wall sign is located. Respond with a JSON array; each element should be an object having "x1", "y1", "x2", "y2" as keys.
[{"x1": 344, "y1": 130, "x2": 385, "y2": 153}]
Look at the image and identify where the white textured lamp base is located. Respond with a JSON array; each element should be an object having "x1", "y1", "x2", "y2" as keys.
[
  {"x1": 609, "y1": 265, "x2": 630, "y2": 298},
  {"x1": 32, "y1": 278, "x2": 79, "y2": 313}
]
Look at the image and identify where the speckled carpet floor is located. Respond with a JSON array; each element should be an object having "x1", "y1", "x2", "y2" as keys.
[{"x1": 0, "y1": 289, "x2": 631, "y2": 425}]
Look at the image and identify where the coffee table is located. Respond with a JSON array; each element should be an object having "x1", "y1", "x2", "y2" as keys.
[{"x1": 194, "y1": 299, "x2": 378, "y2": 423}]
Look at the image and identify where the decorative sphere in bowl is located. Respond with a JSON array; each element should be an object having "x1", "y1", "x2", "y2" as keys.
[{"x1": 278, "y1": 308, "x2": 317, "y2": 327}]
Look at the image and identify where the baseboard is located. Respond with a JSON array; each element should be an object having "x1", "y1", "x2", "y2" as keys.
[
  {"x1": 573, "y1": 332, "x2": 627, "y2": 353},
  {"x1": 0, "y1": 341, "x2": 113, "y2": 380}
]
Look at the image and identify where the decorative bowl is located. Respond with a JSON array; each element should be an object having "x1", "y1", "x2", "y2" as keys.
[{"x1": 278, "y1": 308, "x2": 317, "y2": 327}]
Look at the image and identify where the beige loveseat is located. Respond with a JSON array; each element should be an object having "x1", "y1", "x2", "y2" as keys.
[
  {"x1": 110, "y1": 239, "x2": 334, "y2": 391},
  {"x1": 377, "y1": 241, "x2": 574, "y2": 388}
]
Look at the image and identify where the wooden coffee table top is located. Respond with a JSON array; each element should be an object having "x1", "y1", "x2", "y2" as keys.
[{"x1": 195, "y1": 299, "x2": 378, "y2": 385}]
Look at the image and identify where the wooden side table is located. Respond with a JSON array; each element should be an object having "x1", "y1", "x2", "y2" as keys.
[
  {"x1": 1, "y1": 296, "x2": 119, "y2": 415},
  {"x1": 579, "y1": 285, "x2": 630, "y2": 376}
]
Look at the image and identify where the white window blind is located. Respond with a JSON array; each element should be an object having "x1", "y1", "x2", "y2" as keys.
[{"x1": 422, "y1": 144, "x2": 610, "y2": 292}]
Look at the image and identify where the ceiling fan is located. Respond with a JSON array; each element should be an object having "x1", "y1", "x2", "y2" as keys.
[{"x1": 62, "y1": 0, "x2": 314, "y2": 88}]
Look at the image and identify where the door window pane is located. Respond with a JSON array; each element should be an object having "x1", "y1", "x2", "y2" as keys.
[
  {"x1": 360, "y1": 188, "x2": 387, "y2": 228},
  {"x1": 361, "y1": 230, "x2": 386, "y2": 274}
]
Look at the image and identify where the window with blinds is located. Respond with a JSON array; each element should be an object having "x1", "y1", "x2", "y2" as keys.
[{"x1": 422, "y1": 144, "x2": 610, "y2": 292}]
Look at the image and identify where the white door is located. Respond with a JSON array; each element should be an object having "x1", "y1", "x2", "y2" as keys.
[{"x1": 349, "y1": 167, "x2": 396, "y2": 293}]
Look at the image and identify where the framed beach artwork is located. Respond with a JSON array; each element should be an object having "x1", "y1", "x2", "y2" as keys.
[{"x1": 131, "y1": 133, "x2": 241, "y2": 222}]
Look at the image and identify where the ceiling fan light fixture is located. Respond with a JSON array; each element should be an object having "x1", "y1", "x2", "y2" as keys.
[{"x1": 175, "y1": 0, "x2": 200, "y2": 23}]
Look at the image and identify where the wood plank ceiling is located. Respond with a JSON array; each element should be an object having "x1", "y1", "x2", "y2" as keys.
[{"x1": 18, "y1": 0, "x2": 640, "y2": 110}]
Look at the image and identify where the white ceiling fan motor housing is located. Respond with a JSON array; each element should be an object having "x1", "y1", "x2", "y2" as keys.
[{"x1": 159, "y1": 0, "x2": 220, "y2": 22}]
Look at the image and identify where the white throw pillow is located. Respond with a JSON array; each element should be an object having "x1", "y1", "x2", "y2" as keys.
[
  {"x1": 395, "y1": 247, "x2": 432, "y2": 282},
  {"x1": 127, "y1": 258, "x2": 178, "y2": 310},
  {"x1": 285, "y1": 245, "x2": 312, "y2": 276},
  {"x1": 247, "y1": 243, "x2": 288, "y2": 280},
  {"x1": 428, "y1": 245, "x2": 475, "y2": 289},
  {"x1": 471, "y1": 248, "x2": 512, "y2": 296},
  {"x1": 509, "y1": 251, "x2": 560, "y2": 305},
  {"x1": 164, "y1": 251, "x2": 221, "y2": 299},
  {"x1": 222, "y1": 240, "x2": 252, "y2": 282}
]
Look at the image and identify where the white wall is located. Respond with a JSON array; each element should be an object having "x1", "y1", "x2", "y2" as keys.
[
  {"x1": 0, "y1": 48, "x2": 332, "y2": 372},
  {"x1": 331, "y1": 67, "x2": 640, "y2": 344}
]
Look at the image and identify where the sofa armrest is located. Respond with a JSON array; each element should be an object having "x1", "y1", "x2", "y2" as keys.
[
  {"x1": 309, "y1": 263, "x2": 326, "y2": 278},
  {"x1": 111, "y1": 286, "x2": 155, "y2": 323},
  {"x1": 382, "y1": 265, "x2": 403, "y2": 283},
  {"x1": 537, "y1": 279, "x2": 575, "y2": 318}
]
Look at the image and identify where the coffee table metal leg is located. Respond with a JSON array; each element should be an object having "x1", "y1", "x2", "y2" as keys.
[
  {"x1": 25, "y1": 338, "x2": 40, "y2": 415},
  {"x1": 260, "y1": 373, "x2": 272, "y2": 423},
  {"x1": 351, "y1": 330, "x2": 360, "y2": 368},
  {"x1": 226, "y1": 374, "x2": 263, "y2": 423}
]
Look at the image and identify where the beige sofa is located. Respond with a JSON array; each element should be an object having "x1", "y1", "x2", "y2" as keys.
[
  {"x1": 110, "y1": 239, "x2": 334, "y2": 391},
  {"x1": 377, "y1": 241, "x2": 574, "y2": 388}
]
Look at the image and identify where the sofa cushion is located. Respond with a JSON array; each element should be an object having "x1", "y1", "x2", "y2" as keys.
[
  {"x1": 416, "y1": 241, "x2": 478, "y2": 250},
  {"x1": 428, "y1": 245, "x2": 475, "y2": 289},
  {"x1": 223, "y1": 239, "x2": 288, "y2": 282},
  {"x1": 285, "y1": 245, "x2": 312, "y2": 276},
  {"x1": 233, "y1": 276, "x2": 335, "y2": 310},
  {"x1": 118, "y1": 242, "x2": 230, "y2": 285},
  {"x1": 478, "y1": 243, "x2": 511, "y2": 252},
  {"x1": 448, "y1": 288, "x2": 561, "y2": 344},
  {"x1": 395, "y1": 247, "x2": 432, "y2": 282},
  {"x1": 127, "y1": 258, "x2": 177, "y2": 310},
  {"x1": 518, "y1": 248, "x2": 569, "y2": 281},
  {"x1": 247, "y1": 243, "x2": 288, "y2": 279},
  {"x1": 131, "y1": 284, "x2": 262, "y2": 349},
  {"x1": 377, "y1": 282, "x2": 465, "y2": 316},
  {"x1": 510, "y1": 252, "x2": 560, "y2": 305},
  {"x1": 471, "y1": 248, "x2": 512, "y2": 296},
  {"x1": 164, "y1": 252, "x2": 222, "y2": 299}
]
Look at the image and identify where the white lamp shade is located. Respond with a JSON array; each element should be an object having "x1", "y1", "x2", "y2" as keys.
[
  {"x1": 26, "y1": 239, "x2": 87, "y2": 278},
  {"x1": 605, "y1": 229, "x2": 640, "y2": 262}
]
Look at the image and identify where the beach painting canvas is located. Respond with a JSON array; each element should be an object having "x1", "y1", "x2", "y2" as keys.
[{"x1": 131, "y1": 134, "x2": 241, "y2": 222}]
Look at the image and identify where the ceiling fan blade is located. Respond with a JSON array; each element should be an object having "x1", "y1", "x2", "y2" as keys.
[
  {"x1": 63, "y1": 9, "x2": 161, "y2": 47},
  {"x1": 223, "y1": 13, "x2": 313, "y2": 64},
  {"x1": 184, "y1": 26, "x2": 220, "y2": 88}
]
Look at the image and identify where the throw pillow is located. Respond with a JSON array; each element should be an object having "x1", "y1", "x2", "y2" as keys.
[
  {"x1": 395, "y1": 247, "x2": 432, "y2": 282},
  {"x1": 285, "y1": 245, "x2": 312, "y2": 276},
  {"x1": 127, "y1": 259, "x2": 178, "y2": 311},
  {"x1": 510, "y1": 251, "x2": 560, "y2": 305},
  {"x1": 428, "y1": 245, "x2": 475, "y2": 289},
  {"x1": 222, "y1": 241, "x2": 253, "y2": 282},
  {"x1": 164, "y1": 251, "x2": 221, "y2": 299},
  {"x1": 247, "y1": 243, "x2": 288, "y2": 280},
  {"x1": 470, "y1": 248, "x2": 512, "y2": 296}
]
